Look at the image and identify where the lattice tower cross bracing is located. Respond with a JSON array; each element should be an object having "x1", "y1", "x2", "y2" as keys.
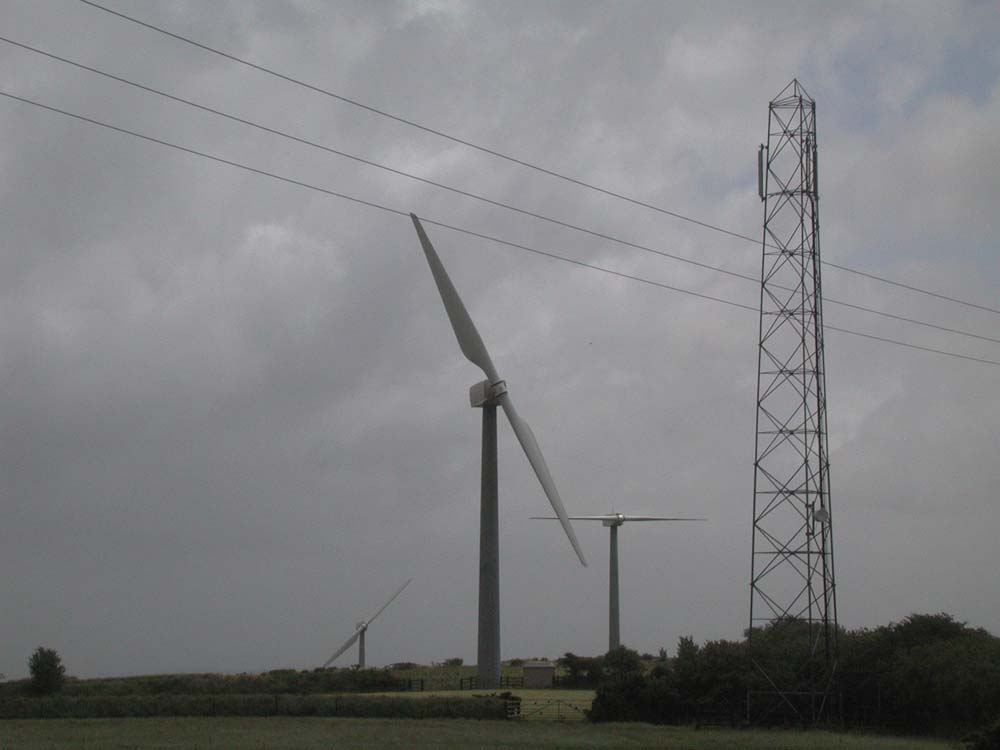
[{"x1": 748, "y1": 79, "x2": 838, "y2": 724}]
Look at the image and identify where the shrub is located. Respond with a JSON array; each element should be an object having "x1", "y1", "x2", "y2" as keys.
[
  {"x1": 558, "y1": 652, "x2": 602, "y2": 687},
  {"x1": 838, "y1": 615, "x2": 1000, "y2": 734},
  {"x1": 602, "y1": 646, "x2": 644, "y2": 680},
  {"x1": 0, "y1": 693, "x2": 509, "y2": 720},
  {"x1": 587, "y1": 647, "x2": 685, "y2": 725},
  {"x1": 965, "y1": 718, "x2": 1000, "y2": 750},
  {"x1": 51, "y1": 668, "x2": 405, "y2": 697},
  {"x1": 589, "y1": 672, "x2": 683, "y2": 724}
]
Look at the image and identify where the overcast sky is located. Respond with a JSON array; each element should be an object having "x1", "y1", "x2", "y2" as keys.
[{"x1": 1, "y1": 0, "x2": 998, "y2": 680}]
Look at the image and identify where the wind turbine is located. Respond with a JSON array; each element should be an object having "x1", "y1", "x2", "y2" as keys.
[
  {"x1": 322, "y1": 578, "x2": 413, "y2": 668},
  {"x1": 411, "y1": 214, "x2": 587, "y2": 689},
  {"x1": 533, "y1": 513, "x2": 704, "y2": 652}
]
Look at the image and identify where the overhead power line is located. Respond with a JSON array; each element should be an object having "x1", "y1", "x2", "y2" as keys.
[
  {"x1": 75, "y1": 0, "x2": 1000, "y2": 318},
  {"x1": 3, "y1": 36, "x2": 997, "y2": 350},
  {"x1": 2, "y1": 89, "x2": 998, "y2": 369}
]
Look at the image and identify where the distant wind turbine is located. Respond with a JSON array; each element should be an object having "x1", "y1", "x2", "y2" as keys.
[
  {"x1": 411, "y1": 214, "x2": 586, "y2": 689},
  {"x1": 322, "y1": 578, "x2": 413, "y2": 668},
  {"x1": 533, "y1": 513, "x2": 704, "y2": 651}
]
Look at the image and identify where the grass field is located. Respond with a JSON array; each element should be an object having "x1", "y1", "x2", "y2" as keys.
[
  {"x1": 0, "y1": 717, "x2": 961, "y2": 750},
  {"x1": 367, "y1": 688, "x2": 593, "y2": 701},
  {"x1": 364, "y1": 688, "x2": 594, "y2": 721}
]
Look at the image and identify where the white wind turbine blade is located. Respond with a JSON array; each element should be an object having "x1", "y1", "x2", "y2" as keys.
[
  {"x1": 501, "y1": 397, "x2": 587, "y2": 567},
  {"x1": 363, "y1": 578, "x2": 413, "y2": 627},
  {"x1": 411, "y1": 214, "x2": 500, "y2": 383},
  {"x1": 322, "y1": 629, "x2": 361, "y2": 668},
  {"x1": 412, "y1": 214, "x2": 585, "y2": 567},
  {"x1": 532, "y1": 515, "x2": 705, "y2": 522},
  {"x1": 531, "y1": 515, "x2": 618, "y2": 521},
  {"x1": 619, "y1": 516, "x2": 706, "y2": 522}
]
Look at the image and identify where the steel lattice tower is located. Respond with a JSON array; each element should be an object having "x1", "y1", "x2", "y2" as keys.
[{"x1": 748, "y1": 79, "x2": 838, "y2": 724}]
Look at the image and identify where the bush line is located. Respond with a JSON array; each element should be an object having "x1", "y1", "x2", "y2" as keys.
[
  {"x1": 0, "y1": 669, "x2": 409, "y2": 698},
  {"x1": 0, "y1": 693, "x2": 508, "y2": 720}
]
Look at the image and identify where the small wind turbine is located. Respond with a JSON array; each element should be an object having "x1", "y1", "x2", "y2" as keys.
[
  {"x1": 533, "y1": 513, "x2": 704, "y2": 651},
  {"x1": 322, "y1": 578, "x2": 413, "y2": 668},
  {"x1": 411, "y1": 214, "x2": 586, "y2": 689}
]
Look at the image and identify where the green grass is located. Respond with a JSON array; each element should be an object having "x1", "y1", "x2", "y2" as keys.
[
  {"x1": 364, "y1": 688, "x2": 592, "y2": 701},
  {"x1": 361, "y1": 687, "x2": 595, "y2": 722},
  {"x1": 0, "y1": 717, "x2": 962, "y2": 750},
  {"x1": 394, "y1": 664, "x2": 521, "y2": 678},
  {"x1": 392, "y1": 663, "x2": 530, "y2": 688}
]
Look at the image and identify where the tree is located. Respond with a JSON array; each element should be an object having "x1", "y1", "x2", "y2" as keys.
[
  {"x1": 589, "y1": 646, "x2": 683, "y2": 724},
  {"x1": 28, "y1": 647, "x2": 65, "y2": 695},
  {"x1": 889, "y1": 612, "x2": 968, "y2": 652},
  {"x1": 558, "y1": 652, "x2": 602, "y2": 687},
  {"x1": 601, "y1": 646, "x2": 643, "y2": 681}
]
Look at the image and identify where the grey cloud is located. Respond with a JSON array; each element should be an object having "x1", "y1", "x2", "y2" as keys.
[{"x1": 1, "y1": 0, "x2": 997, "y2": 679}]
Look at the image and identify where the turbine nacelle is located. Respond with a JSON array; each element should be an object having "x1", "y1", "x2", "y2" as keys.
[
  {"x1": 470, "y1": 379, "x2": 507, "y2": 408},
  {"x1": 533, "y1": 512, "x2": 705, "y2": 526}
]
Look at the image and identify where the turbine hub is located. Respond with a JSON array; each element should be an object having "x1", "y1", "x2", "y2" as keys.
[{"x1": 470, "y1": 378, "x2": 507, "y2": 408}]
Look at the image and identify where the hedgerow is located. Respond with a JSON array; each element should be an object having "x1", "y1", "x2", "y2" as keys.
[
  {"x1": 0, "y1": 693, "x2": 507, "y2": 720},
  {"x1": 0, "y1": 668, "x2": 405, "y2": 698}
]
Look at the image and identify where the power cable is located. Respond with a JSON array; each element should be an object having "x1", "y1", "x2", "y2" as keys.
[
  {"x1": 3, "y1": 35, "x2": 997, "y2": 348},
  {"x1": 75, "y1": 0, "x2": 1000, "y2": 317},
  {"x1": 2, "y1": 88, "x2": 998, "y2": 369}
]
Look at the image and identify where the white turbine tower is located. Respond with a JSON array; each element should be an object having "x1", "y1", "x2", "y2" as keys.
[
  {"x1": 411, "y1": 214, "x2": 586, "y2": 689},
  {"x1": 533, "y1": 513, "x2": 703, "y2": 652},
  {"x1": 322, "y1": 578, "x2": 413, "y2": 669}
]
